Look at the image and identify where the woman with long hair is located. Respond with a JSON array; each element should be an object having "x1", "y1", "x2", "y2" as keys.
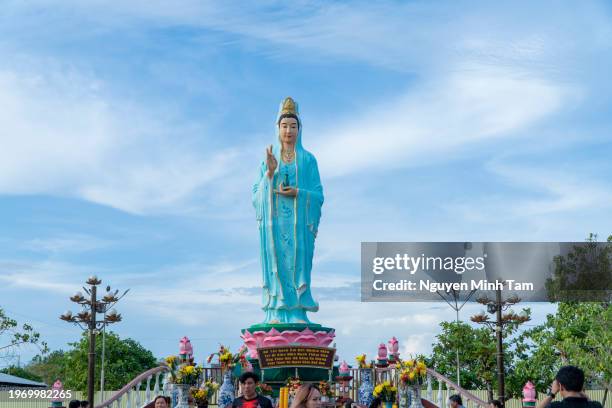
[{"x1": 289, "y1": 383, "x2": 322, "y2": 408}]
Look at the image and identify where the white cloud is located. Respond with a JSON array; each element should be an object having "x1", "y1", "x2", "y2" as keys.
[
  {"x1": 311, "y1": 66, "x2": 573, "y2": 178},
  {"x1": 401, "y1": 334, "x2": 431, "y2": 356},
  {"x1": 0, "y1": 62, "x2": 238, "y2": 215},
  {"x1": 0, "y1": 260, "x2": 96, "y2": 294},
  {"x1": 21, "y1": 234, "x2": 113, "y2": 254},
  {"x1": 487, "y1": 161, "x2": 612, "y2": 216},
  {"x1": 434, "y1": 160, "x2": 612, "y2": 237}
]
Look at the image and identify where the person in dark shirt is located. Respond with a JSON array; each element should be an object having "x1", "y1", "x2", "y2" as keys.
[
  {"x1": 449, "y1": 395, "x2": 465, "y2": 408},
  {"x1": 536, "y1": 366, "x2": 603, "y2": 408},
  {"x1": 368, "y1": 397, "x2": 382, "y2": 408},
  {"x1": 68, "y1": 400, "x2": 80, "y2": 408},
  {"x1": 489, "y1": 400, "x2": 502, "y2": 408},
  {"x1": 231, "y1": 372, "x2": 273, "y2": 408}
]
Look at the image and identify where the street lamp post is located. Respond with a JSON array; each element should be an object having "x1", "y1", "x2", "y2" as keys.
[
  {"x1": 471, "y1": 288, "x2": 530, "y2": 408},
  {"x1": 60, "y1": 276, "x2": 129, "y2": 407}
]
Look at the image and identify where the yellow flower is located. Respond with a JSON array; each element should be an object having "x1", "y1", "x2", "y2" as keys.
[
  {"x1": 408, "y1": 371, "x2": 416, "y2": 380},
  {"x1": 185, "y1": 365, "x2": 195, "y2": 375},
  {"x1": 374, "y1": 385, "x2": 383, "y2": 396},
  {"x1": 166, "y1": 356, "x2": 177, "y2": 365},
  {"x1": 405, "y1": 359, "x2": 415, "y2": 368},
  {"x1": 220, "y1": 352, "x2": 233, "y2": 363}
]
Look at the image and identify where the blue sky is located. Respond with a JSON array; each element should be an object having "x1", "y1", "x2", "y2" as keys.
[{"x1": 1, "y1": 0, "x2": 611, "y2": 371}]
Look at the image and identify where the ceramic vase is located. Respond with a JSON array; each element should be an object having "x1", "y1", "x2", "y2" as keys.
[
  {"x1": 358, "y1": 369, "x2": 374, "y2": 407},
  {"x1": 217, "y1": 371, "x2": 235, "y2": 408},
  {"x1": 409, "y1": 385, "x2": 424, "y2": 408}
]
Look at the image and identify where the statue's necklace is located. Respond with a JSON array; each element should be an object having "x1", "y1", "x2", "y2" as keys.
[{"x1": 282, "y1": 149, "x2": 295, "y2": 163}]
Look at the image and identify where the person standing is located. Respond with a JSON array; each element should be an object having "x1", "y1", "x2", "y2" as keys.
[
  {"x1": 231, "y1": 372, "x2": 273, "y2": 408},
  {"x1": 537, "y1": 366, "x2": 603, "y2": 408}
]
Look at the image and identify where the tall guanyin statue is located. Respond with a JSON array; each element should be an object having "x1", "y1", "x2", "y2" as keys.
[{"x1": 252, "y1": 96, "x2": 324, "y2": 324}]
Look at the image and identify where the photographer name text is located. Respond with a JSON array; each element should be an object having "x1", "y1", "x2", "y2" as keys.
[{"x1": 372, "y1": 279, "x2": 534, "y2": 292}]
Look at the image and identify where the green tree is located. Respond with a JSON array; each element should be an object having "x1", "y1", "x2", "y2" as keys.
[
  {"x1": 65, "y1": 331, "x2": 157, "y2": 391},
  {"x1": 0, "y1": 307, "x2": 48, "y2": 354},
  {"x1": 430, "y1": 321, "x2": 506, "y2": 401},
  {"x1": 528, "y1": 233, "x2": 611, "y2": 405},
  {"x1": 513, "y1": 303, "x2": 611, "y2": 404},
  {"x1": 0, "y1": 365, "x2": 43, "y2": 382},
  {"x1": 546, "y1": 234, "x2": 612, "y2": 302},
  {"x1": 27, "y1": 350, "x2": 69, "y2": 387},
  {"x1": 29, "y1": 332, "x2": 158, "y2": 392},
  {"x1": 431, "y1": 308, "x2": 531, "y2": 401}
]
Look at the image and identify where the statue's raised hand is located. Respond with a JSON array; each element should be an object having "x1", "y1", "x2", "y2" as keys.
[{"x1": 266, "y1": 145, "x2": 277, "y2": 178}]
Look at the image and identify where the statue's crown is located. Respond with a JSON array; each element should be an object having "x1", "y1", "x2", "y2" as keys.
[{"x1": 281, "y1": 97, "x2": 298, "y2": 116}]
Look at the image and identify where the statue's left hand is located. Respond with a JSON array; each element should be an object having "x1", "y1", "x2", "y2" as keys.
[{"x1": 275, "y1": 183, "x2": 297, "y2": 197}]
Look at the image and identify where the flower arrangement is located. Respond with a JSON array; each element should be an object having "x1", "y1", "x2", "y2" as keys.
[
  {"x1": 355, "y1": 354, "x2": 372, "y2": 369},
  {"x1": 286, "y1": 377, "x2": 302, "y2": 397},
  {"x1": 207, "y1": 345, "x2": 248, "y2": 371},
  {"x1": 319, "y1": 381, "x2": 333, "y2": 398},
  {"x1": 175, "y1": 364, "x2": 204, "y2": 385},
  {"x1": 190, "y1": 381, "x2": 220, "y2": 406},
  {"x1": 373, "y1": 381, "x2": 397, "y2": 402},
  {"x1": 399, "y1": 359, "x2": 427, "y2": 386},
  {"x1": 256, "y1": 383, "x2": 273, "y2": 396},
  {"x1": 165, "y1": 355, "x2": 179, "y2": 382}
]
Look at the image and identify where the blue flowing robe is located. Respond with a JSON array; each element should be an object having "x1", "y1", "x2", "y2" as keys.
[{"x1": 252, "y1": 107, "x2": 324, "y2": 324}]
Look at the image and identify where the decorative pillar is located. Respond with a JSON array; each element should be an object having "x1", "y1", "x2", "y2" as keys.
[
  {"x1": 522, "y1": 381, "x2": 537, "y2": 408},
  {"x1": 50, "y1": 380, "x2": 65, "y2": 408},
  {"x1": 179, "y1": 336, "x2": 193, "y2": 363},
  {"x1": 336, "y1": 361, "x2": 354, "y2": 404},
  {"x1": 387, "y1": 337, "x2": 400, "y2": 367}
]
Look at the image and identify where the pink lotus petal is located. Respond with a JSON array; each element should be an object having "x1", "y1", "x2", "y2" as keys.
[
  {"x1": 282, "y1": 330, "x2": 301, "y2": 343},
  {"x1": 252, "y1": 331, "x2": 267, "y2": 347}
]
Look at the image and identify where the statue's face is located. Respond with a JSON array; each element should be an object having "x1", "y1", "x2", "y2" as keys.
[{"x1": 279, "y1": 117, "x2": 298, "y2": 145}]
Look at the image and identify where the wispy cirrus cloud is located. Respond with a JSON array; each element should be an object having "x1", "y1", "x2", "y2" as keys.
[
  {"x1": 311, "y1": 65, "x2": 575, "y2": 178},
  {"x1": 0, "y1": 62, "x2": 239, "y2": 215}
]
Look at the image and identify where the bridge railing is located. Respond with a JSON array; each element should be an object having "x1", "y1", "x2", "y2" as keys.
[
  {"x1": 94, "y1": 366, "x2": 170, "y2": 408},
  {"x1": 95, "y1": 366, "x2": 485, "y2": 408}
]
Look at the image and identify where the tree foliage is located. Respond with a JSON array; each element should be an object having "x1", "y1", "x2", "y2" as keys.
[
  {"x1": 28, "y1": 331, "x2": 158, "y2": 392},
  {"x1": 0, "y1": 307, "x2": 48, "y2": 354},
  {"x1": 428, "y1": 318, "x2": 529, "y2": 401},
  {"x1": 546, "y1": 234, "x2": 612, "y2": 302},
  {"x1": 28, "y1": 350, "x2": 69, "y2": 387},
  {"x1": 0, "y1": 365, "x2": 43, "y2": 382},
  {"x1": 512, "y1": 303, "x2": 610, "y2": 396}
]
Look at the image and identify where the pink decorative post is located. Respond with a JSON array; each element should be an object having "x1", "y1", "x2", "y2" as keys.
[
  {"x1": 387, "y1": 337, "x2": 400, "y2": 365},
  {"x1": 376, "y1": 343, "x2": 389, "y2": 367},
  {"x1": 339, "y1": 360, "x2": 350, "y2": 376},
  {"x1": 522, "y1": 381, "x2": 537, "y2": 408},
  {"x1": 179, "y1": 336, "x2": 193, "y2": 361},
  {"x1": 50, "y1": 380, "x2": 65, "y2": 408},
  {"x1": 335, "y1": 361, "x2": 354, "y2": 404}
]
